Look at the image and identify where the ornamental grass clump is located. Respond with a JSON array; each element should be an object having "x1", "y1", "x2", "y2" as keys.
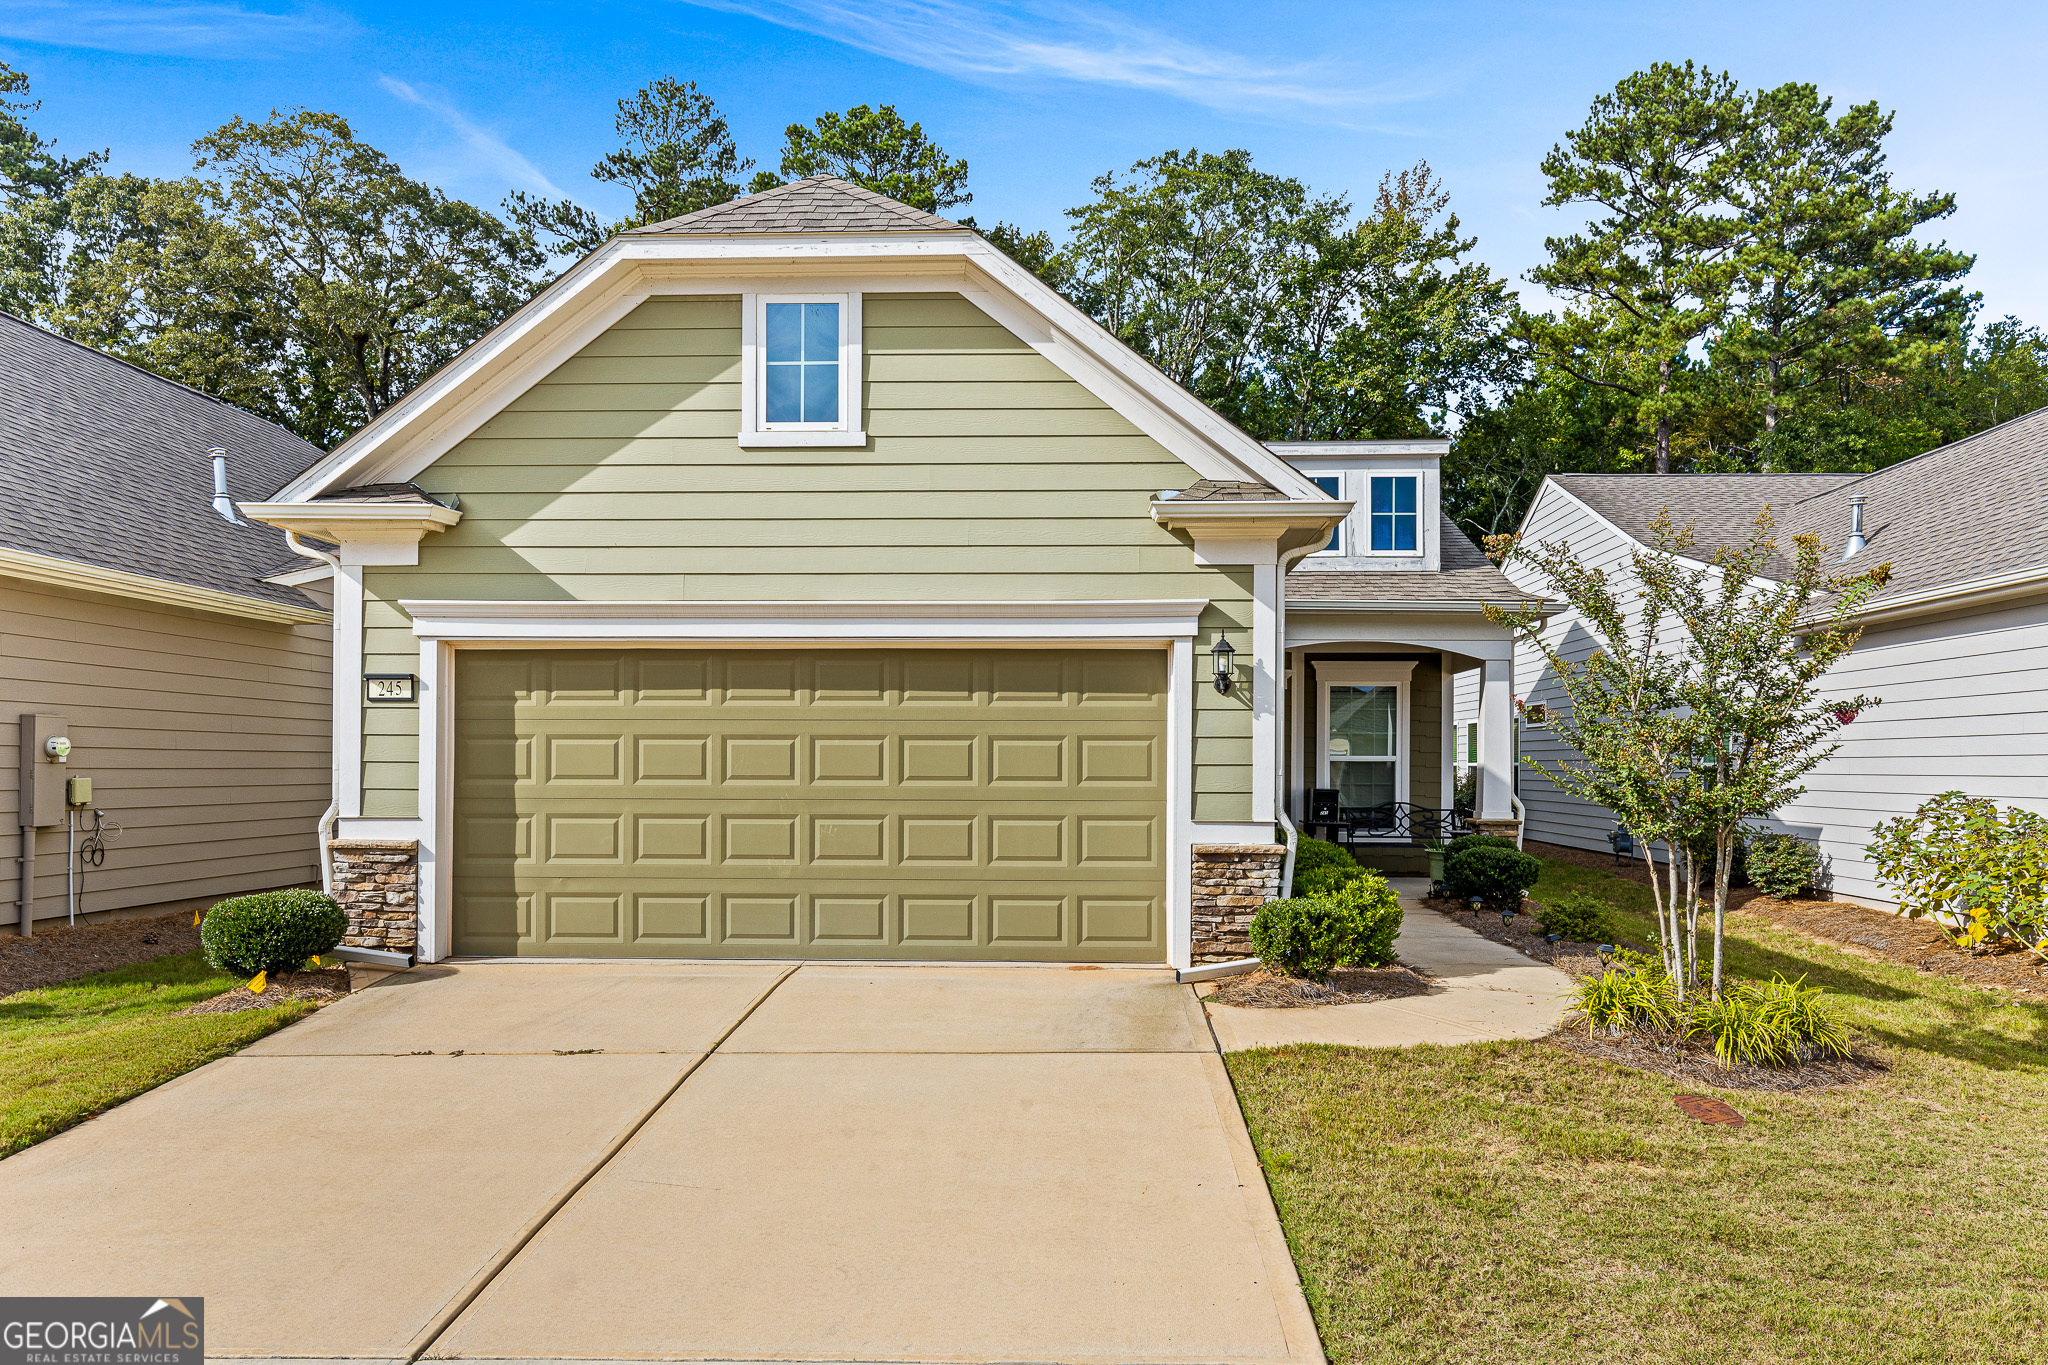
[
  {"x1": 1250, "y1": 871, "x2": 1403, "y2": 980},
  {"x1": 1568, "y1": 954, "x2": 1851, "y2": 1070},
  {"x1": 200, "y1": 889, "x2": 349, "y2": 979},
  {"x1": 1569, "y1": 954, "x2": 1680, "y2": 1035}
]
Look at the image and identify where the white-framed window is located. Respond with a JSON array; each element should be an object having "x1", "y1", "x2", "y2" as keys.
[
  {"x1": 1465, "y1": 721, "x2": 1478, "y2": 763},
  {"x1": 739, "y1": 291, "x2": 865, "y2": 447},
  {"x1": 1310, "y1": 474, "x2": 1344, "y2": 555},
  {"x1": 1368, "y1": 474, "x2": 1420, "y2": 554},
  {"x1": 1317, "y1": 661, "x2": 1414, "y2": 816}
]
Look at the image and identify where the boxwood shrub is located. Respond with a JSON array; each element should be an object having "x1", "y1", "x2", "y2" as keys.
[
  {"x1": 1745, "y1": 833, "x2": 1820, "y2": 899},
  {"x1": 201, "y1": 889, "x2": 349, "y2": 978},
  {"x1": 1249, "y1": 869, "x2": 1403, "y2": 978},
  {"x1": 1445, "y1": 841, "x2": 1542, "y2": 906}
]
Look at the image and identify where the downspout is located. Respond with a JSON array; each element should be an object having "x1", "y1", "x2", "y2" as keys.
[{"x1": 282, "y1": 530, "x2": 343, "y2": 893}]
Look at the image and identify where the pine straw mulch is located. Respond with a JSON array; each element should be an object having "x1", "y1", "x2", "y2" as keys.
[
  {"x1": 1205, "y1": 964, "x2": 1435, "y2": 1009},
  {"x1": 1548, "y1": 1018, "x2": 1890, "y2": 1092},
  {"x1": 0, "y1": 911, "x2": 203, "y2": 998},
  {"x1": 177, "y1": 966, "x2": 353, "y2": 1016}
]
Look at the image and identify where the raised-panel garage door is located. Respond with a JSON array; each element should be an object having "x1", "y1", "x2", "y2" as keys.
[{"x1": 452, "y1": 648, "x2": 1169, "y2": 961}]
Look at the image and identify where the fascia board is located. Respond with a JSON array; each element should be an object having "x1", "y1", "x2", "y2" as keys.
[
  {"x1": 1266, "y1": 440, "x2": 1451, "y2": 458},
  {"x1": 1820, "y1": 562, "x2": 2048, "y2": 629},
  {"x1": 0, "y1": 546, "x2": 331, "y2": 625},
  {"x1": 1286, "y1": 599, "x2": 1556, "y2": 616},
  {"x1": 399, "y1": 597, "x2": 1210, "y2": 643},
  {"x1": 241, "y1": 502, "x2": 463, "y2": 538}
]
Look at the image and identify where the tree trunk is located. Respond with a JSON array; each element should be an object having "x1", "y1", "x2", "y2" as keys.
[
  {"x1": 1712, "y1": 829, "x2": 1733, "y2": 997},
  {"x1": 1655, "y1": 357, "x2": 1672, "y2": 475}
]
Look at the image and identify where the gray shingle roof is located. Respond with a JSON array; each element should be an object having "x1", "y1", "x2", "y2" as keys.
[
  {"x1": 1171, "y1": 479, "x2": 1288, "y2": 501},
  {"x1": 1547, "y1": 408, "x2": 2048, "y2": 610},
  {"x1": 1288, "y1": 516, "x2": 1529, "y2": 606},
  {"x1": 1550, "y1": 472, "x2": 1858, "y2": 577},
  {"x1": 627, "y1": 175, "x2": 969, "y2": 236},
  {"x1": 0, "y1": 312, "x2": 328, "y2": 610}
]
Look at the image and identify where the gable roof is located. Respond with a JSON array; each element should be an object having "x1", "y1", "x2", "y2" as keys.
[
  {"x1": 0, "y1": 311, "x2": 329, "y2": 614},
  {"x1": 1287, "y1": 516, "x2": 1528, "y2": 609},
  {"x1": 1538, "y1": 406, "x2": 2048, "y2": 615},
  {"x1": 267, "y1": 183, "x2": 1329, "y2": 506},
  {"x1": 628, "y1": 175, "x2": 969, "y2": 236}
]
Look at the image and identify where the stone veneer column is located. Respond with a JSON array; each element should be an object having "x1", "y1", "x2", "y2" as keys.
[
  {"x1": 1190, "y1": 843, "x2": 1286, "y2": 964},
  {"x1": 1465, "y1": 818, "x2": 1524, "y2": 842},
  {"x1": 329, "y1": 839, "x2": 419, "y2": 955}
]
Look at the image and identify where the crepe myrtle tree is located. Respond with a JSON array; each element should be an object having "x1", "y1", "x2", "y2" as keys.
[{"x1": 1485, "y1": 509, "x2": 1889, "y2": 996}]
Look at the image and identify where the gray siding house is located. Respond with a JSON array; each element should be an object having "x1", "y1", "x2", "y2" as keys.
[
  {"x1": 2, "y1": 313, "x2": 334, "y2": 933},
  {"x1": 1502, "y1": 408, "x2": 2048, "y2": 907},
  {"x1": 243, "y1": 176, "x2": 1534, "y2": 969}
]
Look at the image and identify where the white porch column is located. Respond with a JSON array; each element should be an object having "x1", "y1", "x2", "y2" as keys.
[
  {"x1": 1251, "y1": 560, "x2": 1279, "y2": 824},
  {"x1": 1477, "y1": 656, "x2": 1514, "y2": 820},
  {"x1": 331, "y1": 564, "x2": 365, "y2": 819}
]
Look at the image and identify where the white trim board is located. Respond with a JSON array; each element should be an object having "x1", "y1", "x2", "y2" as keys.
[
  {"x1": 0, "y1": 545, "x2": 331, "y2": 625},
  {"x1": 399, "y1": 598, "x2": 1210, "y2": 643}
]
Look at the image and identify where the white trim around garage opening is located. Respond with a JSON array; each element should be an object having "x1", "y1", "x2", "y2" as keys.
[{"x1": 399, "y1": 599, "x2": 1211, "y2": 965}]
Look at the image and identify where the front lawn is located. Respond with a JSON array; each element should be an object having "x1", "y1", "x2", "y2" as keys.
[
  {"x1": 1229, "y1": 858, "x2": 2048, "y2": 1364},
  {"x1": 0, "y1": 951, "x2": 315, "y2": 1156}
]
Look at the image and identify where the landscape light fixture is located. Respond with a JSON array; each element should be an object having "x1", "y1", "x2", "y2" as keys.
[{"x1": 1210, "y1": 633, "x2": 1236, "y2": 694}]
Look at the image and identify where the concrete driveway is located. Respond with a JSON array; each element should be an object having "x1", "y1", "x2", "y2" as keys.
[{"x1": 0, "y1": 962, "x2": 1322, "y2": 1365}]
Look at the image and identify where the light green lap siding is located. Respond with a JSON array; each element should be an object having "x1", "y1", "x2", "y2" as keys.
[{"x1": 361, "y1": 292, "x2": 1254, "y2": 821}]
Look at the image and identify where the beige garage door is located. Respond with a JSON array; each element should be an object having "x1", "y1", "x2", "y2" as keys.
[{"x1": 452, "y1": 648, "x2": 1169, "y2": 961}]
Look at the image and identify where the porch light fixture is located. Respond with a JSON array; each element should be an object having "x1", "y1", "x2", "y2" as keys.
[{"x1": 1211, "y1": 633, "x2": 1236, "y2": 694}]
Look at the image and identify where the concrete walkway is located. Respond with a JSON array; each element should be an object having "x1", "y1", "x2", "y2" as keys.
[
  {"x1": 1202, "y1": 882, "x2": 1576, "y2": 1052},
  {"x1": 0, "y1": 961, "x2": 1324, "y2": 1365}
]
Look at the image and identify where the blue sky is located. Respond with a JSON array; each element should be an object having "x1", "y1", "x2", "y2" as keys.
[{"x1": 6, "y1": 1, "x2": 2045, "y2": 323}]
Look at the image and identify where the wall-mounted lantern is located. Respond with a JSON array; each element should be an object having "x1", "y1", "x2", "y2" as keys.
[{"x1": 1210, "y1": 633, "x2": 1236, "y2": 695}]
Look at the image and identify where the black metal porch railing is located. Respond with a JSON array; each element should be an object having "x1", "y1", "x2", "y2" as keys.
[{"x1": 1311, "y1": 802, "x2": 1472, "y2": 846}]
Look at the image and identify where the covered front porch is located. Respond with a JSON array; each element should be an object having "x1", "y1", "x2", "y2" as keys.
[{"x1": 1284, "y1": 609, "x2": 1519, "y2": 876}]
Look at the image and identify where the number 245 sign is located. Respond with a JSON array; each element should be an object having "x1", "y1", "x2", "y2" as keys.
[{"x1": 364, "y1": 674, "x2": 417, "y2": 703}]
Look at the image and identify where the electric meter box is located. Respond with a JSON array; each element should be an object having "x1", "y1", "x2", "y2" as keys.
[{"x1": 17, "y1": 714, "x2": 72, "y2": 828}]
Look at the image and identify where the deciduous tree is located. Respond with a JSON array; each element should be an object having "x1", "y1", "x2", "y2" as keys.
[{"x1": 754, "y1": 103, "x2": 968, "y2": 212}]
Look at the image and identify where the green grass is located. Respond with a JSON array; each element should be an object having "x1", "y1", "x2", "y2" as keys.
[
  {"x1": 1228, "y1": 858, "x2": 2048, "y2": 1364},
  {"x1": 0, "y1": 951, "x2": 315, "y2": 1156}
]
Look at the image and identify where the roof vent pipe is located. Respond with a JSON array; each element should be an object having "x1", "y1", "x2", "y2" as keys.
[
  {"x1": 209, "y1": 448, "x2": 244, "y2": 525},
  {"x1": 1842, "y1": 495, "x2": 1866, "y2": 560}
]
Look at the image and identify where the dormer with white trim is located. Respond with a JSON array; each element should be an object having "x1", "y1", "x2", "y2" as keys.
[{"x1": 1268, "y1": 439, "x2": 1448, "y2": 573}]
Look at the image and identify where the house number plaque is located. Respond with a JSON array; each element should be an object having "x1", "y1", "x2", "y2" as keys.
[{"x1": 364, "y1": 674, "x2": 418, "y2": 703}]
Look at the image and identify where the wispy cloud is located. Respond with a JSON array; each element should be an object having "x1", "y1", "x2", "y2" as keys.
[
  {"x1": 678, "y1": 0, "x2": 1426, "y2": 116},
  {"x1": 378, "y1": 76, "x2": 568, "y2": 200},
  {"x1": 0, "y1": 1, "x2": 343, "y2": 57}
]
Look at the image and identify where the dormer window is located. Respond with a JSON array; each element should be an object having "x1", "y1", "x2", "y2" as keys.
[
  {"x1": 740, "y1": 291, "x2": 865, "y2": 447},
  {"x1": 1370, "y1": 475, "x2": 1418, "y2": 553}
]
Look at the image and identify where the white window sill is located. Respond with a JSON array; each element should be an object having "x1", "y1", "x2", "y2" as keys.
[{"x1": 737, "y1": 429, "x2": 870, "y2": 449}]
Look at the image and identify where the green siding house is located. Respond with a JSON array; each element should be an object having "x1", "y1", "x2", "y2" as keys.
[{"x1": 247, "y1": 176, "x2": 1530, "y2": 970}]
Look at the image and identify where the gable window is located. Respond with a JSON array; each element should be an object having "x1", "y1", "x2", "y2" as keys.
[
  {"x1": 1370, "y1": 475, "x2": 1418, "y2": 552},
  {"x1": 741, "y1": 292, "x2": 864, "y2": 447},
  {"x1": 1311, "y1": 475, "x2": 1343, "y2": 554}
]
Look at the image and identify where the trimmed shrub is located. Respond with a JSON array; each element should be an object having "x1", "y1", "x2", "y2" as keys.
[
  {"x1": 1290, "y1": 834, "x2": 1356, "y2": 896},
  {"x1": 1249, "y1": 891, "x2": 1385, "y2": 981},
  {"x1": 1536, "y1": 889, "x2": 1617, "y2": 942},
  {"x1": 1445, "y1": 842, "x2": 1541, "y2": 905},
  {"x1": 1446, "y1": 832, "x2": 1518, "y2": 857},
  {"x1": 1328, "y1": 871, "x2": 1403, "y2": 968},
  {"x1": 1746, "y1": 833, "x2": 1821, "y2": 900},
  {"x1": 201, "y1": 889, "x2": 349, "y2": 978}
]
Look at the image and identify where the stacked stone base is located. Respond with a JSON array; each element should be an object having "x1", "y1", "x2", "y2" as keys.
[
  {"x1": 330, "y1": 839, "x2": 420, "y2": 954},
  {"x1": 1190, "y1": 843, "x2": 1286, "y2": 964}
]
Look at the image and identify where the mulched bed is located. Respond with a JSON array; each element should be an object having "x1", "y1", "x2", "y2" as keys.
[
  {"x1": 1738, "y1": 895, "x2": 2048, "y2": 1000},
  {"x1": 1548, "y1": 1019, "x2": 1889, "y2": 1092},
  {"x1": 0, "y1": 911, "x2": 203, "y2": 998},
  {"x1": 178, "y1": 966, "x2": 352, "y2": 1016},
  {"x1": 1206, "y1": 965, "x2": 1434, "y2": 1009},
  {"x1": 1527, "y1": 837, "x2": 2048, "y2": 999}
]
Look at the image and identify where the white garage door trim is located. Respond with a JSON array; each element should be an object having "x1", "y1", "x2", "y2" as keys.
[{"x1": 392, "y1": 600, "x2": 1208, "y2": 967}]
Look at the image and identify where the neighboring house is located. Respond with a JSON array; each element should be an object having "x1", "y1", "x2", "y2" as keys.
[
  {"x1": 1, "y1": 313, "x2": 334, "y2": 934},
  {"x1": 1503, "y1": 407, "x2": 2048, "y2": 907},
  {"x1": 243, "y1": 175, "x2": 1534, "y2": 969}
]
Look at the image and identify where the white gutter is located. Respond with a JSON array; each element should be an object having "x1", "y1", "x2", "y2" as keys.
[
  {"x1": 1827, "y1": 562, "x2": 2048, "y2": 629},
  {"x1": 0, "y1": 545, "x2": 331, "y2": 625},
  {"x1": 281, "y1": 531, "x2": 344, "y2": 893}
]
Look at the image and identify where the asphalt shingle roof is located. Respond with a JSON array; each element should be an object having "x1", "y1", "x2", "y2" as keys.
[
  {"x1": 0, "y1": 312, "x2": 329, "y2": 609},
  {"x1": 1171, "y1": 479, "x2": 1288, "y2": 501},
  {"x1": 627, "y1": 175, "x2": 970, "y2": 236},
  {"x1": 1287, "y1": 516, "x2": 1529, "y2": 606},
  {"x1": 1547, "y1": 407, "x2": 2048, "y2": 610}
]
